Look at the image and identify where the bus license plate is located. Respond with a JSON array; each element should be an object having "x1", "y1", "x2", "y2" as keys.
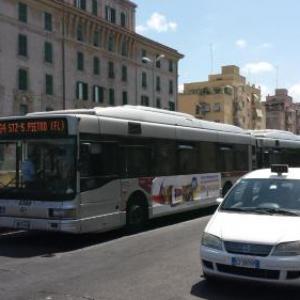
[
  {"x1": 15, "y1": 220, "x2": 30, "y2": 230},
  {"x1": 231, "y1": 257, "x2": 260, "y2": 269}
]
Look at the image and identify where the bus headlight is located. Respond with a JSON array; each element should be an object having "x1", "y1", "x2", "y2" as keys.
[
  {"x1": 49, "y1": 208, "x2": 77, "y2": 219},
  {"x1": 201, "y1": 233, "x2": 223, "y2": 251},
  {"x1": 272, "y1": 241, "x2": 300, "y2": 256}
]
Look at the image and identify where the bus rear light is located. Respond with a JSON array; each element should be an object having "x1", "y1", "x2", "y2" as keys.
[{"x1": 49, "y1": 208, "x2": 76, "y2": 219}]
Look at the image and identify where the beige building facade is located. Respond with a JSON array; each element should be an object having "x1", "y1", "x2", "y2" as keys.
[
  {"x1": 178, "y1": 65, "x2": 266, "y2": 130},
  {"x1": 265, "y1": 89, "x2": 300, "y2": 134},
  {"x1": 0, "y1": 0, "x2": 183, "y2": 116}
]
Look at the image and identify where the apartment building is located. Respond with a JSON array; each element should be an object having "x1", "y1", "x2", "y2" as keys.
[
  {"x1": 178, "y1": 65, "x2": 266, "y2": 130},
  {"x1": 0, "y1": 0, "x2": 183, "y2": 116},
  {"x1": 265, "y1": 89, "x2": 300, "y2": 134}
]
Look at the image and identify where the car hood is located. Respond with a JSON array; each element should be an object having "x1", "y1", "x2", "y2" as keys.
[{"x1": 206, "y1": 211, "x2": 300, "y2": 245}]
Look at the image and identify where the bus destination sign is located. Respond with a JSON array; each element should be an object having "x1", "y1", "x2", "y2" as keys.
[{"x1": 0, "y1": 118, "x2": 68, "y2": 138}]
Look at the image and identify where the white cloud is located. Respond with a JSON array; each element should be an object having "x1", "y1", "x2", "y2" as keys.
[
  {"x1": 136, "y1": 12, "x2": 178, "y2": 33},
  {"x1": 178, "y1": 84, "x2": 184, "y2": 93},
  {"x1": 236, "y1": 39, "x2": 247, "y2": 48},
  {"x1": 289, "y1": 83, "x2": 300, "y2": 102},
  {"x1": 242, "y1": 62, "x2": 275, "y2": 74},
  {"x1": 259, "y1": 84, "x2": 272, "y2": 101},
  {"x1": 136, "y1": 25, "x2": 147, "y2": 33},
  {"x1": 258, "y1": 42, "x2": 272, "y2": 49}
]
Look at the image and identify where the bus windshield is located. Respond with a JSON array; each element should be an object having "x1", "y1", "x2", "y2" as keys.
[{"x1": 0, "y1": 138, "x2": 76, "y2": 201}]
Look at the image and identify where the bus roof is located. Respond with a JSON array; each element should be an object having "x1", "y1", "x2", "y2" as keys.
[
  {"x1": 249, "y1": 129, "x2": 300, "y2": 141},
  {"x1": 28, "y1": 106, "x2": 248, "y2": 135}
]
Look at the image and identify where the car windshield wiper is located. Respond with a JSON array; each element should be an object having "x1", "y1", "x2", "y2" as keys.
[
  {"x1": 221, "y1": 207, "x2": 256, "y2": 213},
  {"x1": 221, "y1": 207, "x2": 299, "y2": 216},
  {"x1": 248, "y1": 207, "x2": 300, "y2": 216}
]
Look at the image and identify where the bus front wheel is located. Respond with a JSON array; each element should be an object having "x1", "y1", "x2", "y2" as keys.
[{"x1": 126, "y1": 202, "x2": 148, "y2": 232}]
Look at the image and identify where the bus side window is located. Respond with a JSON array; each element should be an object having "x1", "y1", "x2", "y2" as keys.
[
  {"x1": 152, "y1": 141, "x2": 176, "y2": 176},
  {"x1": 234, "y1": 144, "x2": 249, "y2": 171},
  {"x1": 121, "y1": 144, "x2": 151, "y2": 177},
  {"x1": 80, "y1": 142, "x2": 118, "y2": 177},
  {"x1": 177, "y1": 143, "x2": 197, "y2": 175},
  {"x1": 199, "y1": 142, "x2": 217, "y2": 173},
  {"x1": 217, "y1": 144, "x2": 234, "y2": 172}
]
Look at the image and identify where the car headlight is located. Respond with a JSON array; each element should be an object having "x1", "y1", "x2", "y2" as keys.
[
  {"x1": 272, "y1": 241, "x2": 300, "y2": 256},
  {"x1": 201, "y1": 233, "x2": 223, "y2": 250}
]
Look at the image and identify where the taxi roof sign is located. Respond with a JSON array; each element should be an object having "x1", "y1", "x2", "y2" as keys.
[{"x1": 271, "y1": 164, "x2": 289, "y2": 175}]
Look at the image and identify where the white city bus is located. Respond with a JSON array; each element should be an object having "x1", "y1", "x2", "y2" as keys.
[
  {"x1": 250, "y1": 130, "x2": 300, "y2": 169},
  {"x1": 0, "y1": 106, "x2": 253, "y2": 233}
]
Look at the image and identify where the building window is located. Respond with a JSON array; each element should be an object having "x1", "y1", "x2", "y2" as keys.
[
  {"x1": 121, "y1": 39, "x2": 128, "y2": 57},
  {"x1": 122, "y1": 65, "x2": 127, "y2": 82},
  {"x1": 169, "y1": 101, "x2": 175, "y2": 111},
  {"x1": 142, "y1": 72, "x2": 147, "y2": 88},
  {"x1": 156, "y1": 76, "x2": 161, "y2": 92},
  {"x1": 76, "y1": 81, "x2": 88, "y2": 100},
  {"x1": 105, "y1": 6, "x2": 116, "y2": 24},
  {"x1": 156, "y1": 55, "x2": 161, "y2": 68},
  {"x1": 109, "y1": 88, "x2": 115, "y2": 105},
  {"x1": 141, "y1": 95, "x2": 149, "y2": 106},
  {"x1": 122, "y1": 91, "x2": 128, "y2": 105},
  {"x1": 169, "y1": 60, "x2": 174, "y2": 72},
  {"x1": 44, "y1": 42, "x2": 53, "y2": 63},
  {"x1": 77, "y1": 23, "x2": 84, "y2": 42},
  {"x1": 93, "y1": 85, "x2": 104, "y2": 103},
  {"x1": 46, "y1": 106, "x2": 53, "y2": 111},
  {"x1": 156, "y1": 98, "x2": 161, "y2": 108},
  {"x1": 20, "y1": 104, "x2": 28, "y2": 115},
  {"x1": 18, "y1": 69, "x2": 28, "y2": 91},
  {"x1": 141, "y1": 49, "x2": 147, "y2": 63},
  {"x1": 18, "y1": 34, "x2": 27, "y2": 57},
  {"x1": 77, "y1": 52, "x2": 84, "y2": 71},
  {"x1": 108, "y1": 61, "x2": 114, "y2": 79},
  {"x1": 92, "y1": 0, "x2": 98, "y2": 16},
  {"x1": 213, "y1": 103, "x2": 221, "y2": 112},
  {"x1": 45, "y1": 74, "x2": 53, "y2": 95},
  {"x1": 93, "y1": 30, "x2": 101, "y2": 47},
  {"x1": 169, "y1": 80, "x2": 174, "y2": 95},
  {"x1": 18, "y1": 2, "x2": 27, "y2": 23},
  {"x1": 44, "y1": 12, "x2": 52, "y2": 31},
  {"x1": 108, "y1": 34, "x2": 115, "y2": 52},
  {"x1": 74, "y1": 0, "x2": 86, "y2": 10},
  {"x1": 120, "y1": 12, "x2": 126, "y2": 27},
  {"x1": 93, "y1": 57, "x2": 100, "y2": 75}
]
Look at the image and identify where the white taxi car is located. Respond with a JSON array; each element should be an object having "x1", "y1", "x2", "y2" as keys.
[{"x1": 201, "y1": 165, "x2": 300, "y2": 285}]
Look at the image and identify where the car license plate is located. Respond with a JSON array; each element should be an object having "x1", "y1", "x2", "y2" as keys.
[
  {"x1": 15, "y1": 220, "x2": 30, "y2": 230},
  {"x1": 231, "y1": 257, "x2": 260, "y2": 269}
]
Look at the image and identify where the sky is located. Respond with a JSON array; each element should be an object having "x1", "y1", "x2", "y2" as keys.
[{"x1": 135, "y1": 0, "x2": 300, "y2": 101}]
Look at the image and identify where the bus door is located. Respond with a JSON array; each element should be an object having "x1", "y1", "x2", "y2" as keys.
[{"x1": 79, "y1": 141, "x2": 121, "y2": 229}]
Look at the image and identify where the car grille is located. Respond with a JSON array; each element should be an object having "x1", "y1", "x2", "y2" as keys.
[
  {"x1": 224, "y1": 241, "x2": 273, "y2": 257},
  {"x1": 217, "y1": 264, "x2": 280, "y2": 280}
]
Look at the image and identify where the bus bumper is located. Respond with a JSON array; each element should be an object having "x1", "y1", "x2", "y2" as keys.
[{"x1": 0, "y1": 216, "x2": 80, "y2": 233}]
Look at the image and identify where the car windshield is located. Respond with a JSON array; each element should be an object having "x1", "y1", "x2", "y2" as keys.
[
  {"x1": 0, "y1": 139, "x2": 76, "y2": 201},
  {"x1": 220, "y1": 179, "x2": 300, "y2": 215}
]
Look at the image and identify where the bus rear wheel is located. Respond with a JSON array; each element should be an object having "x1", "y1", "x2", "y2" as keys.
[{"x1": 126, "y1": 202, "x2": 148, "y2": 232}]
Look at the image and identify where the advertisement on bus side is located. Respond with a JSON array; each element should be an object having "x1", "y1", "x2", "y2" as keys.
[{"x1": 150, "y1": 173, "x2": 221, "y2": 207}]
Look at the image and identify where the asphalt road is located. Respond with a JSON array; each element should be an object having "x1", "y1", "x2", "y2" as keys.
[{"x1": 0, "y1": 208, "x2": 299, "y2": 300}]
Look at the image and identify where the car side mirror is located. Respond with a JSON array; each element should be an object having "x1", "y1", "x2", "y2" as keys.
[{"x1": 216, "y1": 197, "x2": 223, "y2": 204}]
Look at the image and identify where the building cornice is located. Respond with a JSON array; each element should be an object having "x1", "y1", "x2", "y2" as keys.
[{"x1": 42, "y1": 0, "x2": 183, "y2": 59}]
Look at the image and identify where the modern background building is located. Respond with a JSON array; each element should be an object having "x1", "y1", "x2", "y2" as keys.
[
  {"x1": 178, "y1": 65, "x2": 266, "y2": 130},
  {"x1": 0, "y1": 0, "x2": 183, "y2": 116},
  {"x1": 265, "y1": 88, "x2": 300, "y2": 134}
]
